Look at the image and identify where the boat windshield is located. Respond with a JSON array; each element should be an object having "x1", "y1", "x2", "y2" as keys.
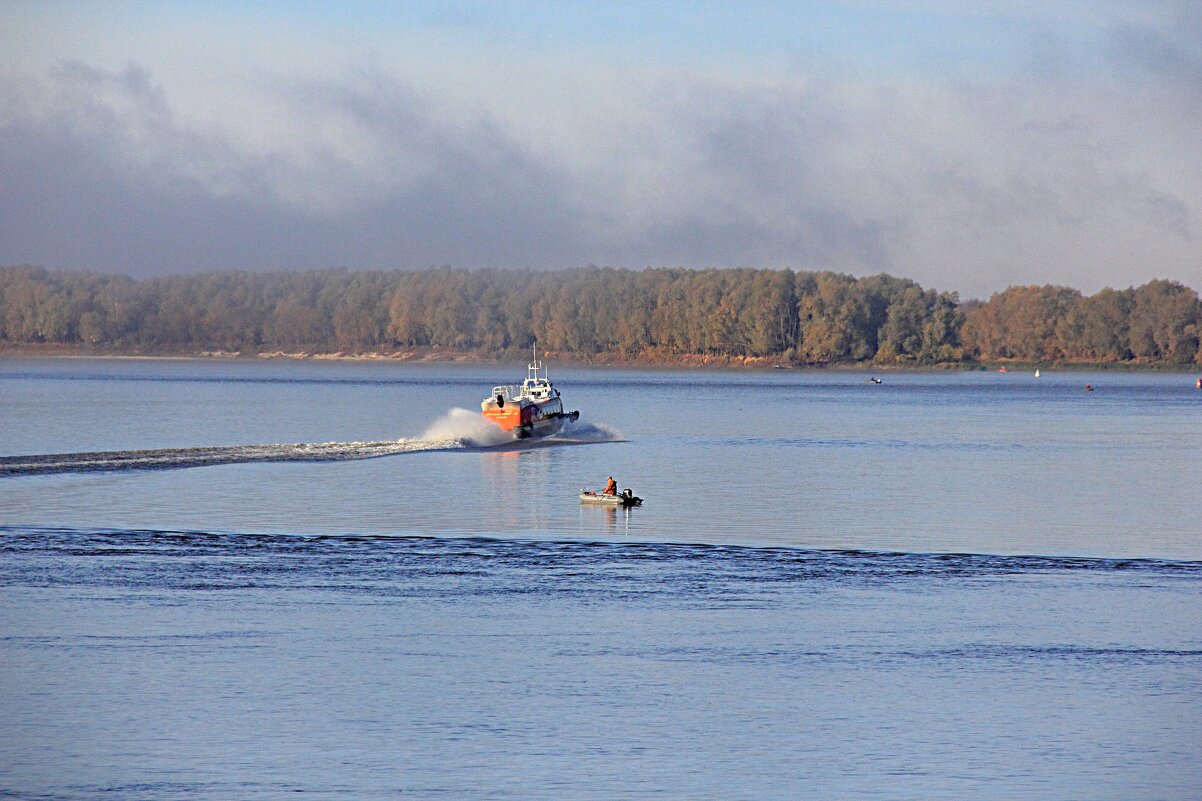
[
  {"x1": 521, "y1": 379, "x2": 553, "y2": 400},
  {"x1": 489, "y1": 385, "x2": 521, "y2": 402}
]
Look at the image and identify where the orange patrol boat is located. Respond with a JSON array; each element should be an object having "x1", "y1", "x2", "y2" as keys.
[{"x1": 481, "y1": 345, "x2": 579, "y2": 439}]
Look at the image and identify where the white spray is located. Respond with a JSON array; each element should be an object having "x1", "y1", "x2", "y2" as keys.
[
  {"x1": 413, "y1": 408, "x2": 624, "y2": 448},
  {"x1": 417, "y1": 408, "x2": 514, "y2": 447}
]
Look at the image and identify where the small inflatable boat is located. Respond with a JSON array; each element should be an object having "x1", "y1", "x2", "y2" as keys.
[{"x1": 579, "y1": 489, "x2": 643, "y2": 507}]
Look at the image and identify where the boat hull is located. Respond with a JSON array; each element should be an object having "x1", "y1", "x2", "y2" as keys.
[{"x1": 515, "y1": 411, "x2": 578, "y2": 439}]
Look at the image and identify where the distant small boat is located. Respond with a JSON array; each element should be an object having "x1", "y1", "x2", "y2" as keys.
[
  {"x1": 580, "y1": 489, "x2": 643, "y2": 507},
  {"x1": 1084, "y1": 384, "x2": 1095, "y2": 392},
  {"x1": 867, "y1": 377, "x2": 882, "y2": 384},
  {"x1": 1034, "y1": 369, "x2": 1040, "y2": 378},
  {"x1": 998, "y1": 367, "x2": 1008, "y2": 373}
]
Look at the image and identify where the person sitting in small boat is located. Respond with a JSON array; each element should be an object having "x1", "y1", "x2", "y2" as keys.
[{"x1": 603, "y1": 476, "x2": 617, "y2": 495}]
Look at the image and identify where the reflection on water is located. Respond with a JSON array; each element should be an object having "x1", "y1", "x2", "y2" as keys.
[
  {"x1": 480, "y1": 449, "x2": 542, "y2": 531},
  {"x1": 578, "y1": 502, "x2": 635, "y2": 533}
]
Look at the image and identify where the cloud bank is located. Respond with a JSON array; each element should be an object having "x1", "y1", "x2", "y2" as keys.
[{"x1": 0, "y1": 3, "x2": 1199, "y2": 298}]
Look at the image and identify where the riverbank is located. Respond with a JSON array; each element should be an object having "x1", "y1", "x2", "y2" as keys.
[
  {"x1": 2, "y1": 343, "x2": 1199, "y2": 372},
  {"x1": 0, "y1": 343, "x2": 782, "y2": 368}
]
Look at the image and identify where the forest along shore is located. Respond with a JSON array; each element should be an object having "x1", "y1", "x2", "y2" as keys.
[{"x1": 2, "y1": 266, "x2": 1201, "y2": 368}]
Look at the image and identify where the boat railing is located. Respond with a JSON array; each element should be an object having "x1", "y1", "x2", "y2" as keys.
[{"x1": 490, "y1": 385, "x2": 522, "y2": 402}]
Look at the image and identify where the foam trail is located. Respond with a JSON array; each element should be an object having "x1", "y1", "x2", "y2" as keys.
[
  {"x1": 0, "y1": 440, "x2": 457, "y2": 478},
  {"x1": 0, "y1": 409, "x2": 623, "y2": 478}
]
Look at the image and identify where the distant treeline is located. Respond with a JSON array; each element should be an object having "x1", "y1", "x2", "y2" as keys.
[{"x1": 2, "y1": 265, "x2": 1200, "y2": 366}]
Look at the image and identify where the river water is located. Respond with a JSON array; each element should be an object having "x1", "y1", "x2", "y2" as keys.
[{"x1": 1, "y1": 358, "x2": 1200, "y2": 799}]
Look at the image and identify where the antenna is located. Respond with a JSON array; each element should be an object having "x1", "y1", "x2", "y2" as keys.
[{"x1": 528, "y1": 341, "x2": 548, "y2": 383}]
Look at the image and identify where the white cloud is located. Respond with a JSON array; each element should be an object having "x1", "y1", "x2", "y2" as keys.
[{"x1": 0, "y1": 3, "x2": 1199, "y2": 297}]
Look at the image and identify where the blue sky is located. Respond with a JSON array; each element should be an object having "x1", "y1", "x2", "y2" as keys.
[
  {"x1": 271, "y1": 1, "x2": 1088, "y2": 68},
  {"x1": 1, "y1": 1, "x2": 1198, "y2": 298}
]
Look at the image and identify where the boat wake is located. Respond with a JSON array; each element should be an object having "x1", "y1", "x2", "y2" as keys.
[
  {"x1": 0, "y1": 409, "x2": 624, "y2": 478},
  {"x1": 0, "y1": 440, "x2": 452, "y2": 478}
]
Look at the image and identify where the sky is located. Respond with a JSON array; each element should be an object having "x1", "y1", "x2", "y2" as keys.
[{"x1": 1, "y1": 1, "x2": 1199, "y2": 299}]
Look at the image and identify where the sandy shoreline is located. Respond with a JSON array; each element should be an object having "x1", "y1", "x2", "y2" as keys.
[
  {"x1": 0, "y1": 345, "x2": 825, "y2": 369},
  {"x1": 1, "y1": 345, "x2": 1197, "y2": 372}
]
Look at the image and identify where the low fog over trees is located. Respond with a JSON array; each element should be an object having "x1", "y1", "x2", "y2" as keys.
[{"x1": 2, "y1": 266, "x2": 1199, "y2": 366}]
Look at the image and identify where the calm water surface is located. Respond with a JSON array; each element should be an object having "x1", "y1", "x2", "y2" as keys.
[{"x1": 1, "y1": 358, "x2": 1200, "y2": 799}]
